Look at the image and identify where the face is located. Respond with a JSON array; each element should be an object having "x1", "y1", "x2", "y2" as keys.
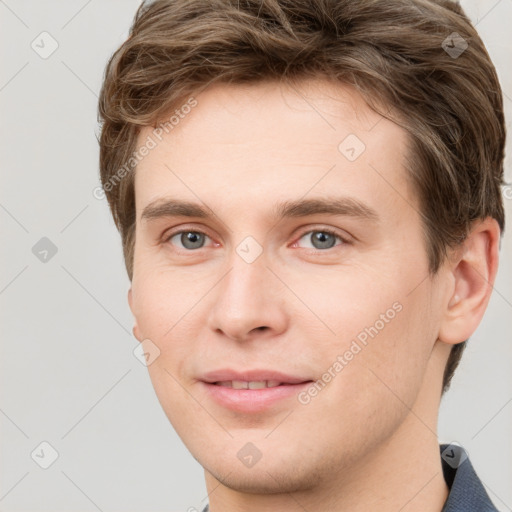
[{"x1": 128, "y1": 79, "x2": 448, "y2": 493}]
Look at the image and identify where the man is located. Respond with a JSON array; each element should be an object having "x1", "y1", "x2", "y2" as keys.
[{"x1": 97, "y1": 0, "x2": 506, "y2": 510}]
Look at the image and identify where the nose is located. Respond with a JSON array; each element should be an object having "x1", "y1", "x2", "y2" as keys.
[{"x1": 207, "y1": 247, "x2": 288, "y2": 343}]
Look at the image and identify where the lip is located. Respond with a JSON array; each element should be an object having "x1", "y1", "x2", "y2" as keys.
[{"x1": 199, "y1": 368, "x2": 313, "y2": 413}]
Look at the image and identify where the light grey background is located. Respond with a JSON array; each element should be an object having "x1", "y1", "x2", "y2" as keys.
[{"x1": 1, "y1": 1, "x2": 511, "y2": 511}]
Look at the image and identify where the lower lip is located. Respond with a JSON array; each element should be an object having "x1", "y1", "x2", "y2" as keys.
[{"x1": 200, "y1": 381, "x2": 313, "y2": 413}]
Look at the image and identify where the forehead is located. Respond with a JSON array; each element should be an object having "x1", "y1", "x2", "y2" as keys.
[{"x1": 133, "y1": 78, "x2": 413, "y2": 220}]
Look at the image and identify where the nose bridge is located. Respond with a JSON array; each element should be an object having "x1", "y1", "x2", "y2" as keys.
[
  {"x1": 221, "y1": 242, "x2": 270, "y2": 314},
  {"x1": 207, "y1": 238, "x2": 285, "y2": 341}
]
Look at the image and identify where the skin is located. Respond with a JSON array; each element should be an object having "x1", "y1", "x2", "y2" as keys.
[{"x1": 128, "y1": 78, "x2": 499, "y2": 512}]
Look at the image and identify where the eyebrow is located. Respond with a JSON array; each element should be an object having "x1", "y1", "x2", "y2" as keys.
[{"x1": 141, "y1": 197, "x2": 379, "y2": 224}]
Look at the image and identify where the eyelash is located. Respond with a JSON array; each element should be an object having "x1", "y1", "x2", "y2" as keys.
[{"x1": 163, "y1": 226, "x2": 350, "y2": 253}]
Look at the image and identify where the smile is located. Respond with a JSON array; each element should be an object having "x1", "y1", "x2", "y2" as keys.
[{"x1": 214, "y1": 380, "x2": 283, "y2": 389}]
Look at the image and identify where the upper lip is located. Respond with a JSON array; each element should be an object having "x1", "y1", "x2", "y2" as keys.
[{"x1": 200, "y1": 369, "x2": 312, "y2": 385}]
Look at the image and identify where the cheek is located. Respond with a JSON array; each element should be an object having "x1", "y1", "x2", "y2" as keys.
[
  {"x1": 132, "y1": 264, "x2": 202, "y2": 336},
  {"x1": 334, "y1": 288, "x2": 436, "y2": 413},
  {"x1": 276, "y1": 263, "x2": 401, "y2": 347},
  {"x1": 294, "y1": 294, "x2": 436, "y2": 463},
  {"x1": 131, "y1": 266, "x2": 222, "y2": 399},
  {"x1": 295, "y1": 264, "x2": 437, "y2": 404}
]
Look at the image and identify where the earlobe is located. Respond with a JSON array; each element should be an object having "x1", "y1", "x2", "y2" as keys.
[
  {"x1": 438, "y1": 218, "x2": 500, "y2": 345},
  {"x1": 132, "y1": 325, "x2": 142, "y2": 342}
]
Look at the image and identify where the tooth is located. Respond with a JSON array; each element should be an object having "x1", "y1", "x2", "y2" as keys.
[
  {"x1": 217, "y1": 381, "x2": 232, "y2": 387},
  {"x1": 232, "y1": 380, "x2": 249, "y2": 389},
  {"x1": 266, "y1": 380, "x2": 281, "y2": 388},
  {"x1": 248, "y1": 381, "x2": 267, "y2": 389}
]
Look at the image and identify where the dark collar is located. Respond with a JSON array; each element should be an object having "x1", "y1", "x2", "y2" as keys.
[
  {"x1": 201, "y1": 444, "x2": 498, "y2": 512},
  {"x1": 440, "y1": 443, "x2": 498, "y2": 511}
]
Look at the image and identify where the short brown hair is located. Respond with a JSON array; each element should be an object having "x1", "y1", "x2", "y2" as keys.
[{"x1": 97, "y1": 0, "x2": 506, "y2": 393}]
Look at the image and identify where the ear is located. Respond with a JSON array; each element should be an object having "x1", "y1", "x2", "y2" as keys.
[
  {"x1": 438, "y1": 217, "x2": 500, "y2": 345},
  {"x1": 128, "y1": 287, "x2": 142, "y2": 342}
]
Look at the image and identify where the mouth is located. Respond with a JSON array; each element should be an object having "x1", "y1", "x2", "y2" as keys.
[
  {"x1": 213, "y1": 380, "x2": 290, "y2": 389},
  {"x1": 199, "y1": 370, "x2": 314, "y2": 412}
]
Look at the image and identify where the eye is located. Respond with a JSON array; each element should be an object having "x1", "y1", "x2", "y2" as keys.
[
  {"x1": 166, "y1": 230, "x2": 212, "y2": 250},
  {"x1": 163, "y1": 227, "x2": 348, "y2": 252},
  {"x1": 294, "y1": 228, "x2": 347, "y2": 250}
]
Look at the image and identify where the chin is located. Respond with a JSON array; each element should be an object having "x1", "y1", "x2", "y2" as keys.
[
  {"x1": 201, "y1": 453, "x2": 323, "y2": 495},
  {"x1": 210, "y1": 468, "x2": 314, "y2": 494}
]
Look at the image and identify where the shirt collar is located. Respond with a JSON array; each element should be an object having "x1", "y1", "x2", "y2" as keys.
[{"x1": 440, "y1": 443, "x2": 498, "y2": 511}]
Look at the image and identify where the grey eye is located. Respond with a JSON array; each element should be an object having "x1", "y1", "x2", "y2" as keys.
[
  {"x1": 170, "y1": 231, "x2": 207, "y2": 250},
  {"x1": 298, "y1": 230, "x2": 341, "y2": 250}
]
